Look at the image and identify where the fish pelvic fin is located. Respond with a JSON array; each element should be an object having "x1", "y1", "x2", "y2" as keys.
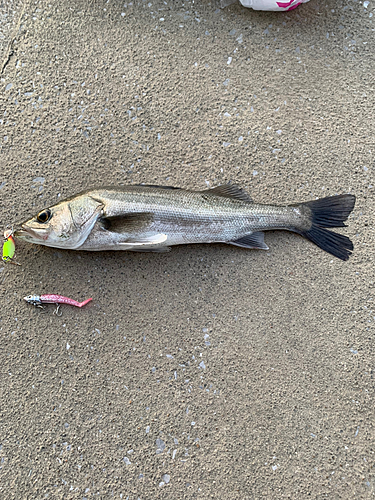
[
  {"x1": 118, "y1": 234, "x2": 168, "y2": 247},
  {"x1": 228, "y1": 232, "x2": 269, "y2": 250},
  {"x1": 295, "y1": 194, "x2": 356, "y2": 261}
]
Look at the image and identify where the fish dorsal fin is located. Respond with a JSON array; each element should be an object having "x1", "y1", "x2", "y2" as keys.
[
  {"x1": 201, "y1": 184, "x2": 253, "y2": 203},
  {"x1": 137, "y1": 184, "x2": 181, "y2": 190}
]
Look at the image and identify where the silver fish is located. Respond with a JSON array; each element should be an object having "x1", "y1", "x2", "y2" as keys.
[{"x1": 14, "y1": 184, "x2": 356, "y2": 260}]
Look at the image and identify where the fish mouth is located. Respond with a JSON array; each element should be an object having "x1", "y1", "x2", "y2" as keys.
[{"x1": 14, "y1": 225, "x2": 49, "y2": 241}]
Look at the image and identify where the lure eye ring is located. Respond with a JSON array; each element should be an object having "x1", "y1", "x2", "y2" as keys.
[{"x1": 36, "y1": 209, "x2": 52, "y2": 223}]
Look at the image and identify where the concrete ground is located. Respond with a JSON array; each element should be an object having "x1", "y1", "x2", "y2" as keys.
[{"x1": 0, "y1": 0, "x2": 374, "y2": 498}]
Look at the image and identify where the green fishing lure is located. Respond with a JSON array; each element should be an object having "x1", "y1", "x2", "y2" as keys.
[
  {"x1": 2, "y1": 231, "x2": 20, "y2": 265},
  {"x1": 3, "y1": 235, "x2": 15, "y2": 261}
]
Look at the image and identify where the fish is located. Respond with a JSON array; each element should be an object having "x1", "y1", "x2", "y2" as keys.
[{"x1": 14, "y1": 184, "x2": 356, "y2": 260}]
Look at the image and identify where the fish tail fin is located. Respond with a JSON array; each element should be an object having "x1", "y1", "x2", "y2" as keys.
[{"x1": 296, "y1": 194, "x2": 356, "y2": 261}]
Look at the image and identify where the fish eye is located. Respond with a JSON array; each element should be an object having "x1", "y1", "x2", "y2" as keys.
[{"x1": 36, "y1": 209, "x2": 52, "y2": 223}]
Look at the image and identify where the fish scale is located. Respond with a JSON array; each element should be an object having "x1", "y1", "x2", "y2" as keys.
[{"x1": 83, "y1": 186, "x2": 299, "y2": 249}]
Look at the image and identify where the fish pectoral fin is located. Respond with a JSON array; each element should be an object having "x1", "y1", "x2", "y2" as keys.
[
  {"x1": 201, "y1": 184, "x2": 253, "y2": 203},
  {"x1": 98, "y1": 212, "x2": 154, "y2": 233},
  {"x1": 118, "y1": 233, "x2": 168, "y2": 247},
  {"x1": 228, "y1": 232, "x2": 269, "y2": 250}
]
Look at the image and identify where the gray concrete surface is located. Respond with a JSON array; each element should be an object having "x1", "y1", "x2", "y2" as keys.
[{"x1": 0, "y1": 0, "x2": 374, "y2": 498}]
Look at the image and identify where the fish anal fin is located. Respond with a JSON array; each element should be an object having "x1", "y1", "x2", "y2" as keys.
[
  {"x1": 228, "y1": 232, "x2": 269, "y2": 250},
  {"x1": 201, "y1": 184, "x2": 252, "y2": 203}
]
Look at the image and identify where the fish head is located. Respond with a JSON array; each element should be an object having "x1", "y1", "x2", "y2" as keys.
[{"x1": 14, "y1": 195, "x2": 104, "y2": 249}]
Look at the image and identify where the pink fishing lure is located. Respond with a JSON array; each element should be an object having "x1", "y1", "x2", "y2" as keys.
[{"x1": 24, "y1": 294, "x2": 92, "y2": 308}]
